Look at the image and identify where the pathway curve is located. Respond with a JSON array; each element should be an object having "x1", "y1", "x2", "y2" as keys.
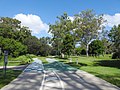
[{"x1": 24, "y1": 58, "x2": 44, "y2": 73}]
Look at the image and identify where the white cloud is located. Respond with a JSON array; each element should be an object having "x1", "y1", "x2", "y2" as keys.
[
  {"x1": 69, "y1": 13, "x2": 120, "y2": 28},
  {"x1": 103, "y1": 13, "x2": 120, "y2": 27},
  {"x1": 68, "y1": 16, "x2": 74, "y2": 22},
  {"x1": 14, "y1": 13, "x2": 49, "y2": 34}
]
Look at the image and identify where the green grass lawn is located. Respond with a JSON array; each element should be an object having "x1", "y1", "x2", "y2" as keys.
[
  {"x1": 27, "y1": 54, "x2": 48, "y2": 64},
  {"x1": 0, "y1": 55, "x2": 33, "y2": 66},
  {"x1": 37, "y1": 56, "x2": 48, "y2": 64},
  {"x1": 54, "y1": 54, "x2": 120, "y2": 87},
  {"x1": 0, "y1": 54, "x2": 34, "y2": 89},
  {"x1": 0, "y1": 69, "x2": 22, "y2": 89}
]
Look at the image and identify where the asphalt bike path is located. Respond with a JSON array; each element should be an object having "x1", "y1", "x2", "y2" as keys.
[
  {"x1": 40, "y1": 58, "x2": 63, "y2": 90},
  {"x1": 40, "y1": 71, "x2": 63, "y2": 90}
]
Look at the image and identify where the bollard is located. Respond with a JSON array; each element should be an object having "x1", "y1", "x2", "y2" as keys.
[
  {"x1": 69, "y1": 58, "x2": 72, "y2": 63},
  {"x1": 76, "y1": 59, "x2": 78, "y2": 65}
]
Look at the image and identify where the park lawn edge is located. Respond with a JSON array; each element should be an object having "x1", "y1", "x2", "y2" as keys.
[
  {"x1": 53, "y1": 55, "x2": 120, "y2": 87},
  {"x1": 0, "y1": 69, "x2": 22, "y2": 89}
]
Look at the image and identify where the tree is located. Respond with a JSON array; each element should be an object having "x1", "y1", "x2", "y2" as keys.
[
  {"x1": 15, "y1": 26, "x2": 31, "y2": 43},
  {"x1": 74, "y1": 10, "x2": 105, "y2": 56},
  {"x1": 75, "y1": 47, "x2": 83, "y2": 56},
  {"x1": 62, "y1": 34, "x2": 74, "y2": 57},
  {"x1": 0, "y1": 17, "x2": 33, "y2": 56},
  {"x1": 108, "y1": 25, "x2": 120, "y2": 58},
  {"x1": 38, "y1": 37, "x2": 52, "y2": 56},
  {"x1": 101, "y1": 38, "x2": 112, "y2": 54},
  {"x1": 89, "y1": 40, "x2": 104, "y2": 56},
  {"x1": 0, "y1": 36, "x2": 27, "y2": 57},
  {"x1": 49, "y1": 13, "x2": 75, "y2": 57},
  {"x1": 0, "y1": 17, "x2": 31, "y2": 43},
  {"x1": 24, "y1": 36, "x2": 41, "y2": 55}
]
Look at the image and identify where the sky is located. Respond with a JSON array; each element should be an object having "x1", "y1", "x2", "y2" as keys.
[{"x1": 0, "y1": 0, "x2": 120, "y2": 38}]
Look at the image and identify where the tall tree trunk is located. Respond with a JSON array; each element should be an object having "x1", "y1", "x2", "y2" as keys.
[{"x1": 86, "y1": 44, "x2": 89, "y2": 57}]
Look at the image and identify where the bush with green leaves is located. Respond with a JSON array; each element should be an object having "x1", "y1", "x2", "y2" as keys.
[
  {"x1": 0, "y1": 36, "x2": 27, "y2": 57},
  {"x1": 109, "y1": 25, "x2": 120, "y2": 59},
  {"x1": 112, "y1": 52, "x2": 120, "y2": 59},
  {"x1": 89, "y1": 40, "x2": 104, "y2": 56},
  {"x1": 75, "y1": 47, "x2": 86, "y2": 55}
]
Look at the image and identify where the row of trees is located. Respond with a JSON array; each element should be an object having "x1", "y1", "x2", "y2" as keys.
[
  {"x1": 0, "y1": 17, "x2": 51, "y2": 57},
  {"x1": 49, "y1": 10, "x2": 120, "y2": 58},
  {"x1": 49, "y1": 10, "x2": 105, "y2": 57},
  {"x1": 0, "y1": 9, "x2": 119, "y2": 58},
  {"x1": 109, "y1": 25, "x2": 120, "y2": 58}
]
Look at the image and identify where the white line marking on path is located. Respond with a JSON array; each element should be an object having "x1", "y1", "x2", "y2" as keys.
[
  {"x1": 39, "y1": 70, "x2": 64, "y2": 90},
  {"x1": 53, "y1": 71, "x2": 65, "y2": 90},
  {"x1": 39, "y1": 71, "x2": 46, "y2": 90}
]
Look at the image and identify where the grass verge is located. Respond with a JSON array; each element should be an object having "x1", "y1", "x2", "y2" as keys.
[
  {"x1": 0, "y1": 69, "x2": 22, "y2": 89},
  {"x1": 54, "y1": 55, "x2": 120, "y2": 87},
  {"x1": 37, "y1": 56, "x2": 48, "y2": 64},
  {"x1": 0, "y1": 55, "x2": 33, "y2": 66}
]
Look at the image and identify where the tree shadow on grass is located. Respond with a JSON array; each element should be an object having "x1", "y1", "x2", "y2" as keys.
[
  {"x1": 94, "y1": 60, "x2": 120, "y2": 69},
  {"x1": 0, "y1": 69, "x2": 22, "y2": 89},
  {"x1": 84, "y1": 71, "x2": 120, "y2": 88},
  {"x1": 65, "y1": 62, "x2": 87, "y2": 69},
  {"x1": 44, "y1": 61, "x2": 80, "y2": 71}
]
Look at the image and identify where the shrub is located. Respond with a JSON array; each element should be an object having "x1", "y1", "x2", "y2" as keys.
[
  {"x1": 81, "y1": 49, "x2": 86, "y2": 55},
  {"x1": 89, "y1": 40, "x2": 104, "y2": 56},
  {"x1": 112, "y1": 52, "x2": 120, "y2": 59}
]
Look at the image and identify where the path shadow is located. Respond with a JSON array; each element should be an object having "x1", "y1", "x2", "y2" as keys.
[
  {"x1": 66, "y1": 62, "x2": 87, "y2": 69},
  {"x1": 94, "y1": 60, "x2": 120, "y2": 69},
  {"x1": 84, "y1": 71, "x2": 120, "y2": 88},
  {"x1": 44, "y1": 61, "x2": 78, "y2": 72}
]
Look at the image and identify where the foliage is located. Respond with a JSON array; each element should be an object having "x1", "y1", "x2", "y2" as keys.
[
  {"x1": 24, "y1": 36, "x2": 40, "y2": 55},
  {"x1": 101, "y1": 38, "x2": 113, "y2": 54},
  {"x1": 89, "y1": 40, "x2": 104, "y2": 56},
  {"x1": 0, "y1": 17, "x2": 31, "y2": 43},
  {"x1": 0, "y1": 70, "x2": 22, "y2": 89},
  {"x1": 75, "y1": 47, "x2": 82, "y2": 55},
  {"x1": 0, "y1": 17, "x2": 32, "y2": 57},
  {"x1": 112, "y1": 52, "x2": 120, "y2": 59},
  {"x1": 38, "y1": 37, "x2": 52, "y2": 56},
  {"x1": 49, "y1": 13, "x2": 75, "y2": 57},
  {"x1": 75, "y1": 47, "x2": 86, "y2": 55},
  {"x1": 0, "y1": 55, "x2": 33, "y2": 66},
  {"x1": 109, "y1": 25, "x2": 120, "y2": 58},
  {"x1": 81, "y1": 49, "x2": 86, "y2": 55},
  {"x1": 0, "y1": 17, "x2": 52, "y2": 57},
  {"x1": 62, "y1": 34, "x2": 74, "y2": 56},
  {"x1": 0, "y1": 36, "x2": 27, "y2": 57},
  {"x1": 23, "y1": 36, "x2": 52, "y2": 56},
  {"x1": 49, "y1": 10, "x2": 105, "y2": 57},
  {"x1": 74, "y1": 9, "x2": 105, "y2": 56}
]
